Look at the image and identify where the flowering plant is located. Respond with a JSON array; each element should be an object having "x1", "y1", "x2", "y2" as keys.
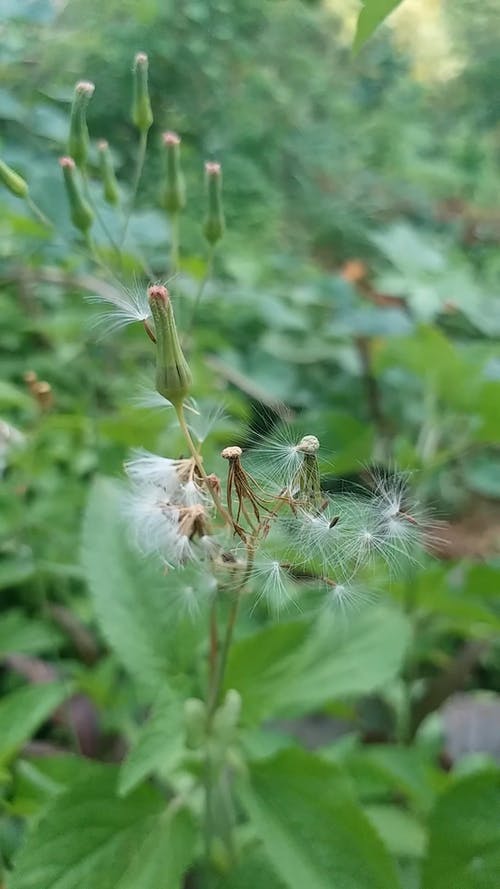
[{"x1": 3, "y1": 51, "x2": 491, "y2": 889}]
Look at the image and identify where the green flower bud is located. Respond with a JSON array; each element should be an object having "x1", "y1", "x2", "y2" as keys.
[
  {"x1": 148, "y1": 284, "x2": 192, "y2": 407},
  {"x1": 68, "y1": 80, "x2": 95, "y2": 169},
  {"x1": 183, "y1": 697, "x2": 206, "y2": 749},
  {"x1": 0, "y1": 158, "x2": 29, "y2": 198},
  {"x1": 97, "y1": 140, "x2": 119, "y2": 205},
  {"x1": 161, "y1": 131, "x2": 186, "y2": 214},
  {"x1": 59, "y1": 156, "x2": 94, "y2": 234},
  {"x1": 132, "y1": 52, "x2": 153, "y2": 134},
  {"x1": 203, "y1": 161, "x2": 225, "y2": 245},
  {"x1": 212, "y1": 689, "x2": 241, "y2": 745}
]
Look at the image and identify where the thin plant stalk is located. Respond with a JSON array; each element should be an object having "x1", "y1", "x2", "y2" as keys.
[
  {"x1": 120, "y1": 129, "x2": 148, "y2": 247},
  {"x1": 26, "y1": 196, "x2": 53, "y2": 228},
  {"x1": 175, "y1": 403, "x2": 233, "y2": 528},
  {"x1": 187, "y1": 244, "x2": 215, "y2": 337},
  {"x1": 170, "y1": 210, "x2": 180, "y2": 275},
  {"x1": 82, "y1": 171, "x2": 123, "y2": 262}
]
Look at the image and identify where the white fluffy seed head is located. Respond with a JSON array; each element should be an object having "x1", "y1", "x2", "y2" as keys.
[{"x1": 124, "y1": 450, "x2": 207, "y2": 507}]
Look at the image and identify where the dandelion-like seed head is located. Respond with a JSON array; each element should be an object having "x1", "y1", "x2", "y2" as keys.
[
  {"x1": 249, "y1": 424, "x2": 321, "y2": 493},
  {"x1": 250, "y1": 557, "x2": 299, "y2": 615},
  {"x1": 124, "y1": 449, "x2": 208, "y2": 507}
]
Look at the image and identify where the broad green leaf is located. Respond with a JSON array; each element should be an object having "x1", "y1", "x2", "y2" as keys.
[
  {"x1": 0, "y1": 683, "x2": 69, "y2": 765},
  {"x1": 240, "y1": 748, "x2": 402, "y2": 889},
  {"x1": 226, "y1": 606, "x2": 411, "y2": 723},
  {"x1": 119, "y1": 688, "x2": 185, "y2": 796},
  {"x1": 353, "y1": 745, "x2": 442, "y2": 814},
  {"x1": 364, "y1": 805, "x2": 426, "y2": 859},
  {"x1": 205, "y1": 846, "x2": 287, "y2": 888},
  {"x1": 353, "y1": 1, "x2": 404, "y2": 52},
  {"x1": 81, "y1": 477, "x2": 196, "y2": 691},
  {"x1": 10, "y1": 765, "x2": 196, "y2": 889},
  {"x1": 422, "y1": 770, "x2": 500, "y2": 889},
  {"x1": 0, "y1": 611, "x2": 61, "y2": 658}
]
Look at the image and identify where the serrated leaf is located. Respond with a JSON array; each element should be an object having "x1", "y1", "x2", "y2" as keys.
[
  {"x1": 119, "y1": 688, "x2": 185, "y2": 796},
  {"x1": 240, "y1": 748, "x2": 402, "y2": 889},
  {"x1": 353, "y1": 1, "x2": 404, "y2": 52},
  {"x1": 0, "y1": 683, "x2": 69, "y2": 765},
  {"x1": 81, "y1": 477, "x2": 179, "y2": 691},
  {"x1": 422, "y1": 769, "x2": 500, "y2": 889},
  {"x1": 226, "y1": 607, "x2": 411, "y2": 724},
  {"x1": 10, "y1": 765, "x2": 196, "y2": 889}
]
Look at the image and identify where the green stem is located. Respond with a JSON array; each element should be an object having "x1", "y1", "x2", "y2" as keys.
[
  {"x1": 187, "y1": 244, "x2": 214, "y2": 337},
  {"x1": 26, "y1": 196, "x2": 53, "y2": 228},
  {"x1": 170, "y1": 211, "x2": 180, "y2": 275},
  {"x1": 82, "y1": 171, "x2": 122, "y2": 263},
  {"x1": 175, "y1": 403, "x2": 233, "y2": 528},
  {"x1": 120, "y1": 129, "x2": 148, "y2": 247}
]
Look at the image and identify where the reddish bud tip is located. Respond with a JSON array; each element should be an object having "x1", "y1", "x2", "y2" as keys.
[
  {"x1": 97, "y1": 139, "x2": 108, "y2": 151},
  {"x1": 134, "y1": 52, "x2": 148, "y2": 66},
  {"x1": 59, "y1": 156, "x2": 76, "y2": 169},
  {"x1": 75, "y1": 80, "x2": 95, "y2": 96},
  {"x1": 147, "y1": 283, "x2": 169, "y2": 303},
  {"x1": 162, "y1": 131, "x2": 181, "y2": 146},
  {"x1": 205, "y1": 161, "x2": 221, "y2": 176}
]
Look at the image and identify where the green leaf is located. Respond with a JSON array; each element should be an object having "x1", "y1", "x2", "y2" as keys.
[
  {"x1": 81, "y1": 478, "x2": 183, "y2": 691},
  {"x1": 205, "y1": 846, "x2": 287, "y2": 888},
  {"x1": 240, "y1": 748, "x2": 402, "y2": 889},
  {"x1": 353, "y1": 1, "x2": 404, "y2": 52},
  {"x1": 119, "y1": 688, "x2": 185, "y2": 796},
  {"x1": 0, "y1": 611, "x2": 61, "y2": 658},
  {"x1": 422, "y1": 770, "x2": 500, "y2": 889},
  {"x1": 462, "y1": 453, "x2": 500, "y2": 498},
  {"x1": 10, "y1": 765, "x2": 196, "y2": 889},
  {"x1": 0, "y1": 683, "x2": 69, "y2": 765},
  {"x1": 226, "y1": 606, "x2": 410, "y2": 724},
  {"x1": 364, "y1": 805, "x2": 426, "y2": 859}
]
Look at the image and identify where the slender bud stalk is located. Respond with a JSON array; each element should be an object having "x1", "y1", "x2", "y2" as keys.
[
  {"x1": 132, "y1": 52, "x2": 153, "y2": 134},
  {"x1": 68, "y1": 80, "x2": 95, "y2": 169},
  {"x1": 161, "y1": 131, "x2": 186, "y2": 214},
  {"x1": 97, "y1": 140, "x2": 120, "y2": 205},
  {"x1": 59, "y1": 156, "x2": 94, "y2": 234},
  {"x1": 148, "y1": 284, "x2": 192, "y2": 407},
  {"x1": 203, "y1": 161, "x2": 225, "y2": 245},
  {"x1": 0, "y1": 158, "x2": 29, "y2": 198}
]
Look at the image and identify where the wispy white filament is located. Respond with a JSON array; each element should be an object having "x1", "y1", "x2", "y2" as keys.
[{"x1": 86, "y1": 282, "x2": 151, "y2": 334}]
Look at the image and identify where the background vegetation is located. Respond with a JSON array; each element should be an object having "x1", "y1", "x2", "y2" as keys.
[{"x1": 1, "y1": 1, "x2": 500, "y2": 887}]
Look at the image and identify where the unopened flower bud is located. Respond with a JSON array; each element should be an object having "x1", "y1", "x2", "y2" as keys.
[
  {"x1": 97, "y1": 140, "x2": 119, "y2": 205},
  {"x1": 212, "y1": 689, "x2": 242, "y2": 744},
  {"x1": 132, "y1": 52, "x2": 153, "y2": 134},
  {"x1": 68, "y1": 80, "x2": 95, "y2": 168},
  {"x1": 161, "y1": 131, "x2": 186, "y2": 214},
  {"x1": 203, "y1": 161, "x2": 225, "y2": 245},
  {"x1": 148, "y1": 284, "x2": 192, "y2": 407},
  {"x1": 0, "y1": 158, "x2": 29, "y2": 199},
  {"x1": 184, "y1": 698, "x2": 206, "y2": 749},
  {"x1": 59, "y1": 156, "x2": 94, "y2": 234}
]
